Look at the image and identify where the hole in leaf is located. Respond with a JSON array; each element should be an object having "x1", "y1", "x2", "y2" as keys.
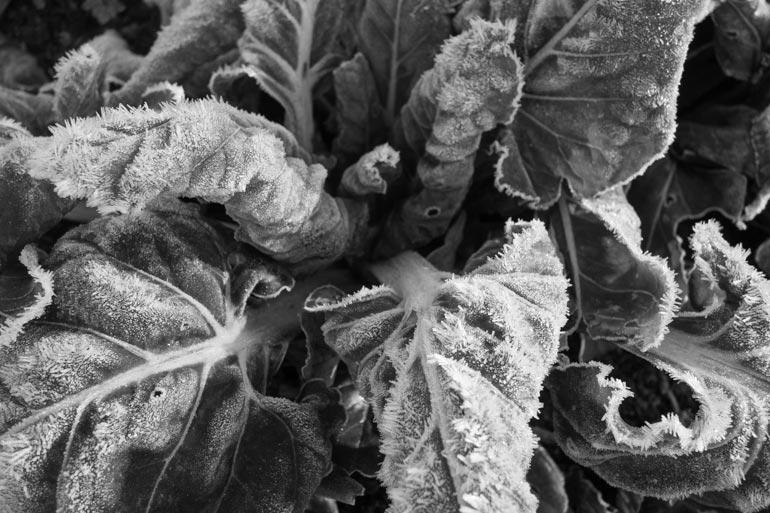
[
  {"x1": 600, "y1": 349, "x2": 699, "y2": 428},
  {"x1": 424, "y1": 206, "x2": 441, "y2": 218},
  {"x1": 151, "y1": 388, "x2": 165, "y2": 399}
]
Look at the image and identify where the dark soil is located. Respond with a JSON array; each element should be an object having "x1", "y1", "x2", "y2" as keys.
[{"x1": 0, "y1": 0, "x2": 159, "y2": 76}]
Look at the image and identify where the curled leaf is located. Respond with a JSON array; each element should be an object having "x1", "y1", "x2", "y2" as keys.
[
  {"x1": 493, "y1": 0, "x2": 709, "y2": 208},
  {"x1": 551, "y1": 187, "x2": 678, "y2": 348},
  {"x1": 381, "y1": 17, "x2": 524, "y2": 253},
  {"x1": 0, "y1": 204, "x2": 341, "y2": 512},
  {"x1": 338, "y1": 143, "x2": 399, "y2": 197},
  {"x1": 550, "y1": 221, "x2": 770, "y2": 512},
  {"x1": 308, "y1": 220, "x2": 569, "y2": 512},
  {"x1": 26, "y1": 99, "x2": 365, "y2": 267}
]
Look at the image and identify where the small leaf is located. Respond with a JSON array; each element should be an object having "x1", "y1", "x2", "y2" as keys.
[
  {"x1": 357, "y1": 0, "x2": 452, "y2": 126},
  {"x1": 108, "y1": 0, "x2": 245, "y2": 106},
  {"x1": 238, "y1": 0, "x2": 351, "y2": 151},
  {"x1": 309, "y1": 220, "x2": 569, "y2": 513},
  {"x1": 712, "y1": 0, "x2": 770, "y2": 81},
  {"x1": 493, "y1": 0, "x2": 709, "y2": 208},
  {"x1": 338, "y1": 143, "x2": 400, "y2": 197},
  {"x1": 52, "y1": 44, "x2": 106, "y2": 120}
]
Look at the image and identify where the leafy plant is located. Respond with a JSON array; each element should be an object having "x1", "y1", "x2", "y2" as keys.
[{"x1": 5, "y1": 0, "x2": 770, "y2": 512}]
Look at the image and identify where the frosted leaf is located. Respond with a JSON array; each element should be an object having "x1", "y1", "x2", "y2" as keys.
[
  {"x1": 0, "y1": 204, "x2": 341, "y2": 512},
  {"x1": 492, "y1": 0, "x2": 711, "y2": 208},
  {"x1": 309, "y1": 220, "x2": 569, "y2": 513},
  {"x1": 550, "y1": 187, "x2": 678, "y2": 348},
  {"x1": 238, "y1": 0, "x2": 351, "y2": 151},
  {"x1": 550, "y1": 220, "x2": 770, "y2": 511},
  {"x1": 381, "y1": 18, "x2": 524, "y2": 254},
  {"x1": 26, "y1": 98, "x2": 365, "y2": 267},
  {"x1": 357, "y1": 0, "x2": 452, "y2": 126},
  {"x1": 52, "y1": 44, "x2": 106, "y2": 120},
  {"x1": 108, "y1": 0, "x2": 245, "y2": 106}
]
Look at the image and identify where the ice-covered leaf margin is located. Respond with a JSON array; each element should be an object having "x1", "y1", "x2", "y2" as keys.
[{"x1": 550, "y1": 221, "x2": 770, "y2": 512}]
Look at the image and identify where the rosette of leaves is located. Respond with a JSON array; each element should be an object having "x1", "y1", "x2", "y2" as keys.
[
  {"x1": 0, "y1": 202, "x2": 344, "y2": 512},
  {"x1": 549, "y1": 221, "x2": 770, "y2": 512},
  {"x1": 307, "y1": 220, "x2": 569, "y2": 513}
]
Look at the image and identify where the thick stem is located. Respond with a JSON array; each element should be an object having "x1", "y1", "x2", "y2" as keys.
[{"x1": 369, "y1": 251, "x2": 446, "y2": 312}]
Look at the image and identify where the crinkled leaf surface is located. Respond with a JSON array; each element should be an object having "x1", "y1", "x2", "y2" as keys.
[
  {"x1": 493, "y1": 0, "x2": 709, "y2": 208},
  {"x1": 380, "y1": 18, "x2": 523, "y2": 253},
  {"x1": 712, "y1": 0, "x2": 770, "y2": 81},
  {"x1": 357, "y1": 0, "x2": 452, "y2": 126},
  {"x1": 0, "y1": 203, "x2": 341, "y2": 513},
  {"x1": 108, "y1": 0, "x2": 245, "y2": 106},
  {"x1": 550, "y1": 221, "x2": 770, "y2": 512},
  {"x1": 26, "y1": 99, "x2": 365, "y2": 267},
  {"x1": 627, "y1": 155, "x2": 746, "y2": 282},
  {"x1": 308, "y1": 221, "x2": 568, "y2": 513},
  {"x1": 238, "y1": 0, "x2": 350, "y2": 150},
  {"x1": 551, "y1": 187, "x2": 678, "y2": 348}
]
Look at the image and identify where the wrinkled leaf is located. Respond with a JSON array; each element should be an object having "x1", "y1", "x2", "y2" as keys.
[
  {"x1": 712, "y1": 0, "x2": 770, "y2": 81},
  {"x1": 0, "y1": 38, "x2": 47, "y2": 92},
  {"x1": 109, "y1": 0, "x2": 245, "y2": 106},
  {"x1": 357, "y1": 0, "x2": 452, "y2": 126},
  {"x1": 380, "y1": 18, "x2": 523, "y2": 253},
  {"x1": 308, "y1": 220, "x2": 569, "y2": 513},
  {"x1": 0, "y1": 203, "x2": 344, "y2": 512},
  {"x1": 550, "y1": 220, "x2": 770, "y2": 512},
  {"x1": 331, "y1": 380, "x2": 380, "y2": 478},
  {"x1": 493, "y1": 0, "x2": 709, "y2": 208},
  {"x1": 551, "y1": 187, "x2": 678, "y2": 349},
  {"x1": 238, "y1": 0, "x2": 350, "y2": 150},
  {"x1": 26, "y1": 99, "x2": 366, "y2": 267}
]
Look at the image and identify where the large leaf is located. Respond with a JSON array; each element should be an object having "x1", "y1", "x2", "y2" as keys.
[
  {"x1": 492, "y1": 0, "x2": 710, "y2": 208},
  {"x1": 550, "y1": 187, "x2": 678, "y2": 348},
  {"x1": 379, "y1": 18, "x2": 524, "y2": 253},
  {"x1": 26, "y1": 99, "x2": 366, "y2": 268},
  {"x1": 549, "y1": 221, "x2": 770, "y2": 512},
  {"x1": 239, "y1": 0, "x2": 350, "y2": 151},
  {"x1": 108, "y1": 0, "x2": 245, "y2": 106},
  {"x1": 357, "y1": 0, "x2": 452, "y2": 127},
  {"x1": 308, "y1": 220, "x2": 569, "y2": 513},
  {"x1": 0, "y1": 203, "x2": 342, "y2": 512}
]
